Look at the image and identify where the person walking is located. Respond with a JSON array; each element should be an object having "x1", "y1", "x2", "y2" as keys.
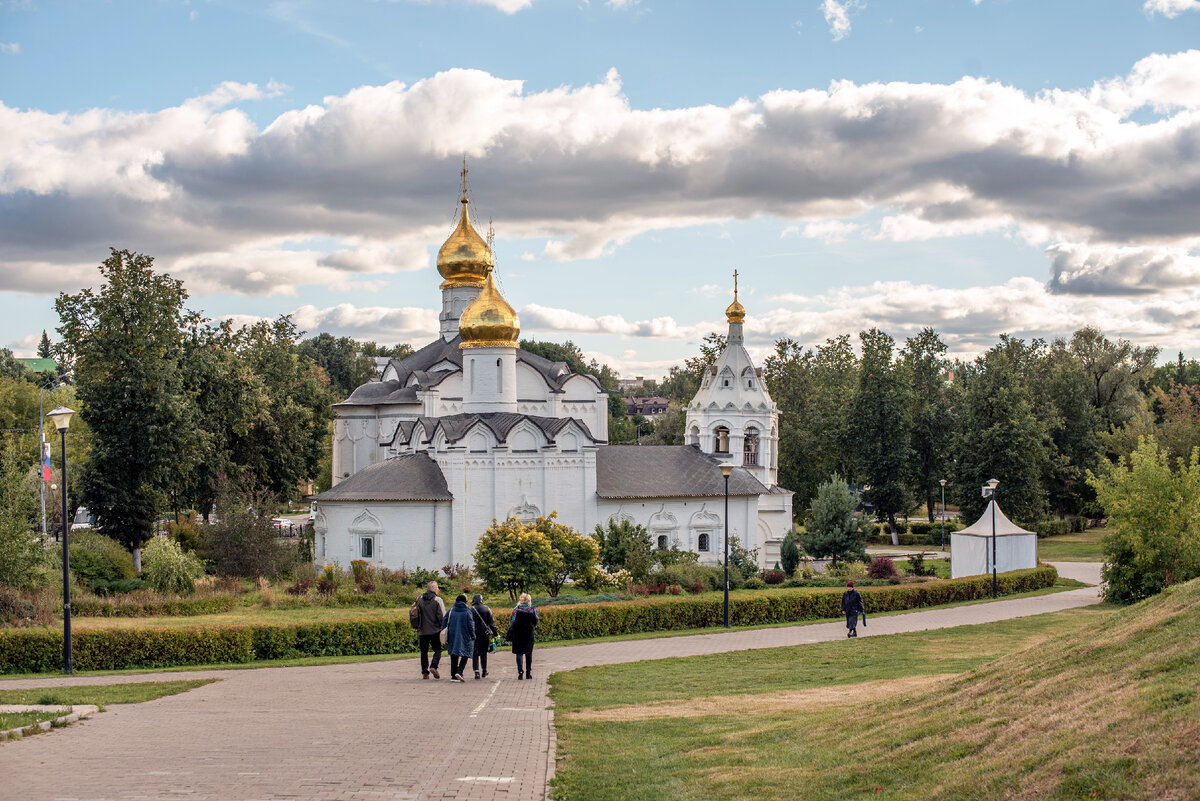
[
  {"x1": 470, "y1": 593, "x2": 496, "y2": 680},
  {"x1": 508, "y1": 592, "x2": 539, "y2": 680},
  {"x1": 442, "y1": 593, "x2": 476, "y2": 682},
  {"x1": 841, "y1": 581, "x2": 865, "y2": 638},
  {"x1": 416, "y1": 581, "x2": 446, "y2": 679}
]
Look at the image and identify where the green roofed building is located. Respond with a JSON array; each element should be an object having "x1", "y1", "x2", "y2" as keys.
[{"x1": 17, "y1": 358, "x2": 58, "y2": 373}]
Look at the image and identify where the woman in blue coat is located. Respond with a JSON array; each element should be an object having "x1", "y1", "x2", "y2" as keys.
[{"x1": 441, "y1": 594, "x2": 476, "y2": 682}]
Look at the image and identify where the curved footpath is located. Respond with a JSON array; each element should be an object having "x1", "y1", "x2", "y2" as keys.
[{"x1": 0, "y1": 563, "x2": 1101, "y2": 801}]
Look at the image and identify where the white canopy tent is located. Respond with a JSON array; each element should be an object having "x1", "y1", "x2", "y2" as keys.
[{"x1": 951, "y1": 500, "x2": 1038, "y2": 578}]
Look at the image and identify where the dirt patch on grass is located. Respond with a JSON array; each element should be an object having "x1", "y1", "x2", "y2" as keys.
[{"x1": 565, "y1": 673, "x2": 958, "y2": 722}]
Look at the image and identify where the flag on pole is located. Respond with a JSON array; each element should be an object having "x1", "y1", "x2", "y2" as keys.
[{"x1": 42, "y1": 442, "x2": 52, "y2": 482}]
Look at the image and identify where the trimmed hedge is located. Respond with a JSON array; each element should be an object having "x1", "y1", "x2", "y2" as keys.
[
  {"x1": 0, "y1": 568, "x2": 1057, "y2": 673},
  {"x1": 532, "y1": 566, "x2": 1057, "y2": 640},
  {"x1": 73, "y1": 595, "x2": 241, "y2": 617}
]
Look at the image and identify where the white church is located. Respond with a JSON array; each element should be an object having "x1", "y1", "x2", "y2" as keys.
[{"x1": 313, "y1": 174, "x2": 793, "y2": 571}]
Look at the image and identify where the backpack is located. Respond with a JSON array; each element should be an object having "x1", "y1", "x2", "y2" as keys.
[{"x1": 408, "y1": 601, "x2": 422, "y2": 630}]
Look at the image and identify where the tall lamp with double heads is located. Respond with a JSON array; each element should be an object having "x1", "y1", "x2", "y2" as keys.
[
  {"x1": 982, "y1": 478, "x2": 999, "y2": 599},
  {"x1": 719, "y1": 463, "x2": 734, "y2": 628},
  {"x1": 46, "y1": 405, "x2": 75, "y2": 675}
]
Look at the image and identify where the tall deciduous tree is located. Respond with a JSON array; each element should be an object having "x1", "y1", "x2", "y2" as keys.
[
  {"x1": 851, "y1": 329, "x2": 912, "y2": 542},
  {"x1": 1070, "y1": 326, "x2": 1159, "y2": 429},
  {"x1": 54, "y1": 249, "x2": 200, "y2": 558},
  {"x1": 902, "y1": 328, "x2": 952, "y2": 522},
  {"x1": 297, "y1": 333, "x2": 379, "y2": 401},
  {"x1": 951, "y1": 340, "x2": 1049, "y2": 523},
  {"x1": 537, "y1": 513, "x2": 599, "y2": 597},
  {"x1": 473, "y1": 517, "x2": 560, "y2": 600}
]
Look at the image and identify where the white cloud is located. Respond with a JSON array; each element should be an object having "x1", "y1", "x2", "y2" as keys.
[
  {"x1": 1144, "y1": 0, "x2": 1200, "y2": 18},
  {"x1": 689, "y1": 284, "x2": 725, "y2": 298},
  {"x1": 821, "y1": 0, "x2": 860, "y2": 41},
  {"x1": 1046, "y1": 242, "x2": 1200, "y2": 295},
  {"x1": 290, "y1": 303, "x2": 440, "y2": 342},
  {"x1": 520, "y1": 303, "x2": 717, "y2": 341},
  {"x1": 3, "y1": 53, "x2": 1200, "y2": 307},
  {"x1": 469, "y1": 0, "x2": 533, "y2": 12},
  {"x1": 0, "y1": 42, "x2": 18, "y2": 54}
]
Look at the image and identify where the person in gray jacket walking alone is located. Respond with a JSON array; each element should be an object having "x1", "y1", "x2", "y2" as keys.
[{"x1": 416, "y1": 581, "x2": 446, "y2": 678}]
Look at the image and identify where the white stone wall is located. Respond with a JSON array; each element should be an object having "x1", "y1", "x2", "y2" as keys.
[
  {"x1": 595, "y1": 495, "x2": 761, "y2": 567},
  {"x1": 316, "y1": 501, "x2": 450, "y2": 570}
]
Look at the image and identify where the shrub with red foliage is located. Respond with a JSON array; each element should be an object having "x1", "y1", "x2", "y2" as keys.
[
  {"x1": 867, "y1": 556, "x2": 898, "y2": 579},
  {"x1": 762, "y1": 570, "x2": 787, "y2": 585}
]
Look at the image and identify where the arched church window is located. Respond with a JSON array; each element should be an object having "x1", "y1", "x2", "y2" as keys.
[
  {"x1": 657, "y1": 534, "x2": 668, "y2": 549},
  {"x1": 698, "y1": 532, "x2": 710, "y2": 552},
  {"x1": 744, "y1": 426, "x2": 760, "y2": 467},
  {"x1": 714, "y1": 426, "x2": 730, "y2": 453}
]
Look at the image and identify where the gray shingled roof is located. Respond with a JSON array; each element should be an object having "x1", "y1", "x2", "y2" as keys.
[
  {"x1": 336, "y1": 335, "x2": 604, "y2": 406},
  {"x1": 313, "y1": 453, "x2": 452, "y2": 502},
  {"x1": 596, "y1": 445, "x2": 767, "y2": 499}
]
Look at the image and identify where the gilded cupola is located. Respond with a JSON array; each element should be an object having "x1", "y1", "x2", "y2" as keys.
[
  {"x1": 459, "y1": 267, "x2": 520, "y2": 349},
  {"x1": 436, "y1": 165, "x2": 494, "y2": 289},
  {"x1": 725, "y1": 269, "x2": 746, "y2": 324}
]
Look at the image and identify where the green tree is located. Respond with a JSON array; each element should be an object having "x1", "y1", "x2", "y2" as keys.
[
  {"x1": 54, "y1": 249, "x2": 201, "y2": 559},
  {"x1": 297, "y1": 332, "x2": 378, "y2": 400},
  {"x1": 799, "y1": 475, "x2": 870, "y2": 565},
  {"x1": 473, "y1": 517, "x2": 560, "y2": 600},
  {"x1": 683, "y1": 332, "x2": 727, "y2": 379},
  {"x1": 656, "y1": 365, "x2": 700, "y2": 404},
  {"x1": 851, "y1": 329, "x2": 912, "y2": 542},
  {"x1": 37, "y1": 331, "x2": 52, "y2": 359},
  {"x1": 780, "y1": 530, "x2": 801, "y2": 575},
  {"x1": 0, "y1": 348, "x2": 23, "y2": 380},
  {"x1": 140, "y1": 536, "x2": 205, "y2": 594},
  {"x1": 640, "y1": 400, "x2": 685, "y2": 445},
  {"x1": 1089, "y1": 436, "x2": 1200, "y2": 603},
  {"x1": 1070, "y1": 326, "x2": 1159, "y2": 429},
  {"x1": 206, "y1": 474, "x2": 293, "y2": 579},
  {"x1": 592, "y1": 518, "x2": 653, "y2": 583},
  {"x1": 0, "y1": 434, "x2": 46, "y2": 588},
  {"x1": 902, "y1": 328, "x2": 952, "y2": 522},
  {"x1": 536, "y1": 513, "x2": 599, "y2": 597},
  {"x1": 950, "y1": 340, "x2": 1049, "y2": 523}
]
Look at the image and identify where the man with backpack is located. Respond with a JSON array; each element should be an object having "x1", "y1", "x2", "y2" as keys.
[{"x1": 412, "y1": 581, "x2": 446, "y2": 679}]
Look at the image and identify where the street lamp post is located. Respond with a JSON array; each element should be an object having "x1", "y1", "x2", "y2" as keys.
[
  {"x1": 939, "y1": 479, "x2": 947, "y2": 551},
  {"x1": 46, "y1": 406, "x2": 75, "y2": 675},
  {"x1": 719, "y1": 463, "x2": 734, "y2": 628},
  {"x1": 982, "y1": 478, "x2": 999, "y2": 599}
]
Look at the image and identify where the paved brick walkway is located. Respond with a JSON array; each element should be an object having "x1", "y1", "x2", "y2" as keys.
[{"x1": 0, "y1": 563, "x2": 1101, "y2": 801}]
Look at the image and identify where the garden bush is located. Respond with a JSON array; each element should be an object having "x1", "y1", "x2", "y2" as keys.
[
  {"x1": 867, "y1": 556, "x2": 898, "y2": 579},
  {"x1": 652, "y1": 562, "x2": 722, "y2": 593},
  {"x1": 762, "y1": 569, "x2": 787, "y2": 585},
  {"x1": 68, "y1": 532, "x2": 136, "y2": 588},
  {"x1": 141, "y1": 537, "x2": 205, "y2": 594},
  {"x1": 0, "y1": 568, "x2": 1057, "y2": 672}
]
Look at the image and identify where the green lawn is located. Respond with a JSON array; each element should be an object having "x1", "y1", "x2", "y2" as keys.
[
  {"x1": 550, "y1": 604, "x2": 1113, "y2": 714},
  {"x1": 0, "y1": 679, "x2": 217, "y2": 707},
  {"x1": 551, "y1": 581, "x2": 1200, "y2": 801},
  {"x1": 1037, "y1": 527, "x2": 1107, "y2": 561},
  {"x1": 0, "y1": 709, "x2": 70, "y2": 733}
]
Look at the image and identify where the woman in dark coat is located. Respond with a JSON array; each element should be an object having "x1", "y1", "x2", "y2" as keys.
[
  {"x1": 441, "y1": 594, "x2": 476, "y2": 682},
  {"x1": 470, "y1": 593, "x2": 496, "y2": 680},
  {"x1": 508, "y1": 592, "x2": 539, "y2": 680}
]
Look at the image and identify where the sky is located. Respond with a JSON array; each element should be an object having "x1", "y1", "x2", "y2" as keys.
[{"x1": 3, "y1": 0, "x2": 1200, "y2": 379}]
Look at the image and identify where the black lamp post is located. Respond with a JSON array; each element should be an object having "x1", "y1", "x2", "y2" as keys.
[
  {"x1": 939, "y1": 479, "x2": 947, "y2": 551},
  {"x1": 47, "y1": 405, "x2": 75, "y2": 675},
  {"x1": 983, "y1": 478, "x2": 999, "y2": 598},
  {"x1": 719, "y1": 463, "x2": 733, "y2": 628}
]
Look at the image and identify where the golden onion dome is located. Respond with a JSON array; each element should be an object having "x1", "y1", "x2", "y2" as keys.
[
  {"x1": 459, "y1": 268, "x2": 520, "y2": 349},
  {"x1": 437, "y1": 196, "x2": 494, "y2": 289},
  {"x1": 725, "y1": 269, "x2": 746, "y2": 323}
]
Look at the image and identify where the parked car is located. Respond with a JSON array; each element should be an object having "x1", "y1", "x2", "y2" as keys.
[{"x1": 71, "y1": 507, "x2": 95, "y2": 531}]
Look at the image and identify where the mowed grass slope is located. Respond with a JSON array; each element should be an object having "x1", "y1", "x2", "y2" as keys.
[{"x1": 551, "y1": 580, "x2": 1200, "y2": 801}]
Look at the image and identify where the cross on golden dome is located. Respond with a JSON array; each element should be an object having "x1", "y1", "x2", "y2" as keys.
[
  {"x1": 725, "y1": 269, "x2": 746, "y2": 323},
  {"x1": 436, "y1": 157, "x2": 493, "y2": 289}
]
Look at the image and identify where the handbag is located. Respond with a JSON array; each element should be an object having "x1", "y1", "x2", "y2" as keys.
[{"x1": 488, "y1": 636, "x2": 500, "y2": 653}]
